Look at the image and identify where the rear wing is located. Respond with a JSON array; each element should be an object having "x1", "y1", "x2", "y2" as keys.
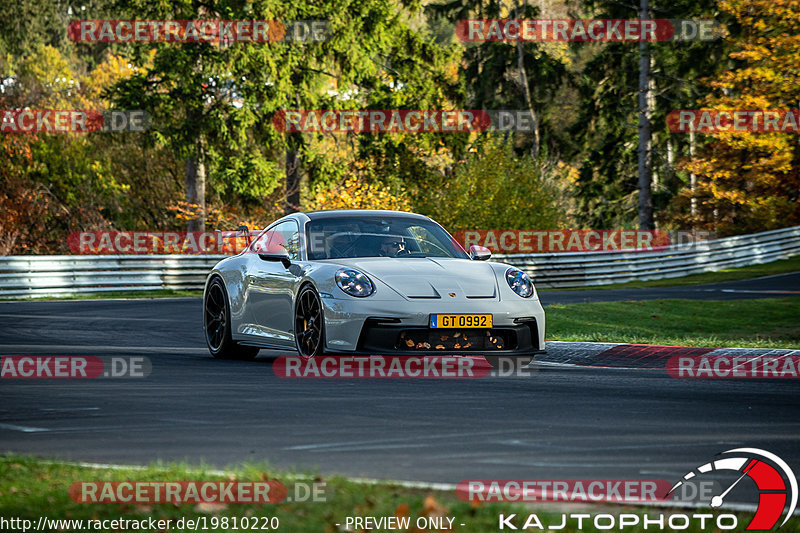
[{"x1": 214, "y1": 224, "x2": 262, "y2": 248}]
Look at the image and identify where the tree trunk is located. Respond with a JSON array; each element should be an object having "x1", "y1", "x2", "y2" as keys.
[
  {"x1": 284, "y1": 147, "x2": 301, "y2": 214},
  {"x1": 185, "y1": 141, "x2": 206, "y2": 232},
  {"x1": 285, "y1": 73, "x2": 303, "y2": 215},
  {"x1": 515, "y1": 6, "x2": 540, "y2": 160},
  {"x1": 637, "y1": 0, "x2": 654, "y2": 230},
  {"x1": 689, "y1": 129, "x2": 697, "y2": 224}
]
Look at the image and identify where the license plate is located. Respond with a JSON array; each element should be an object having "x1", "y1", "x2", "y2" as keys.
[{"x1": 429, "y1": 314, "x2": 492, "y2": 328}]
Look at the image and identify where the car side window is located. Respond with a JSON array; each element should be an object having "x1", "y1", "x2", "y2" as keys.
[
  {"x1": 251, "y1": 229, "x2": 272, "y2": 254},
  {"x1": 268, "y1": 221, "x2": 300, "y2": 260},
  {"x1": 407, "y1": 226, "x2": 434, "y2": 254}
]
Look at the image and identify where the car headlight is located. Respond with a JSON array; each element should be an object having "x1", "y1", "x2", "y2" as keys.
[
  {"x1": 335, "y1": 269, "x2": 375, "y2": 297},
  {"x1": 505, "y1": 267, "x2": 534, "y2": 298}
]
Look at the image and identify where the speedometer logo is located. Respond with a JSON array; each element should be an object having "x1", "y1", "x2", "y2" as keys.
[{"x1": 668, "y1": 448, "x2": 797, "y2": 530}]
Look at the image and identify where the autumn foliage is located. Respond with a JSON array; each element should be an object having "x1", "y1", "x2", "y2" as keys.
[
  {"x1": 675, "y1": 0, "x2": 800, "y2": 235},
  {"x1": 2, "y1": 0, "x2": 800, "y2": 255},
  {"x1": 306, "y1": 177, "x2": 413, "y2": 212},
  {"x1": 0, "y1": 136, "x2": 50, "y2": 254}
]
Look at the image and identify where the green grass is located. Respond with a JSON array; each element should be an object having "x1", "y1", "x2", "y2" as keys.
[
  {"x1": 547, "y1": 254, "x2": 800, "y2": 291},
  {"x1": 0, "y1": 455, "x2": 786, "y2": 533},
  {"x1": 546, "y1": 297, "x2": 800, "y2": 348},
  {"x1": 0, "y1": 289, "x2": 203, "y2": 301}
]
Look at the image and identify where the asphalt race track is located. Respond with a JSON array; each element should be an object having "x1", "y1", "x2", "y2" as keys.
[{"x1": 1, "y1": 272, "x2": 799, "y2": 506}]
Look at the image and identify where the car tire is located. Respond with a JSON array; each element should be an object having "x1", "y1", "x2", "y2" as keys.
[
  {"x1": 204, "y1": 277, "x2": 259, "y2": 360},
  {"x1": 294, "y1": 285, "x2": 326, "y2": 358}
]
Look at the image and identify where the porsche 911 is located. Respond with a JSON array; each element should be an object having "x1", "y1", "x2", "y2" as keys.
[{"x1": 203, "y1": 210, "x2": 546, "y2": 367}]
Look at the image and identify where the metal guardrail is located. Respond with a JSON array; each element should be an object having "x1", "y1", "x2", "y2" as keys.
[
  {"x1": 0, "y1": 255, "x2": 225, "y2": 298},
  {"x1": 0, "y1": 226, "x2": 798, "y2": 297},
  {"x1": 501, "y1": 225, "x2": 800, "y2": 288}
]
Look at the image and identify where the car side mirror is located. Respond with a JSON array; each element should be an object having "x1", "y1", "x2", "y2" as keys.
[
  {"x1": 259, "y1": 248, "x2": 291, "y2": 268},
  {"x1": 469, "y1": 245, "x2": 491, "y2": 261}
]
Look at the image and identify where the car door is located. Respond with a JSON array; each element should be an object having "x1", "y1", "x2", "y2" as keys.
[{"x1": 242, "y1": 220, "x2": 301, "y2": 347}]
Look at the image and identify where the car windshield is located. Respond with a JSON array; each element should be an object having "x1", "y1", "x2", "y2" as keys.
[{"x1": 306, "y1": 215, "x2": 468, "y2": 260}]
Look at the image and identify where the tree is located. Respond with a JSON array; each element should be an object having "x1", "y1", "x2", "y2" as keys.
[
  {"x1": 0, "y1": 136, "x2": 50, "y2": 254},
  {"x1": 276, "y1": 1, "x2": 463, "y2": 213},
  {"x1": 572, "y1": 0, "x2": 731, "y2": 229},
  {"x1": 110, "y1": 0, "x2": 459, "y2": 227},
  {"x1": 413, "y1": 135, "x2": 565, "y2": 231},
  {"x1": 110, "y1": 1, "x2": 288, "y2": 230},
  {"x1": 0, "y1": 37, "x2": 149, "y2": 254},
  {"x1": 674, "y1": 0, "x2": 800, "y2": 235},
  {"x1": 426, "y1": 0, "x2": 570, "y2": 161}
]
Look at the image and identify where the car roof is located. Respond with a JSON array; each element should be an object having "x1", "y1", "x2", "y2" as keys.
[{"x1": 303, "y1": 209, "x2": 431, "y2": 221}]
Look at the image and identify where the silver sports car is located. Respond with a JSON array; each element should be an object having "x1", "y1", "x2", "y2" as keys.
[{"x1": 203, "y1": 210, "x2": 546, "y2": 367}]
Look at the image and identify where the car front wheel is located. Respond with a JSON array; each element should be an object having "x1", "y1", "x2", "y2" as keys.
[{"x1": 294, "y1": 285, "x2": 325, "y2": 358}]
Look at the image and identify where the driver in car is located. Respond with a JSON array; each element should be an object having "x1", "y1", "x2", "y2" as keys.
[{"x1": 379, "y1": 236, "x2": 406, "y2": 257}]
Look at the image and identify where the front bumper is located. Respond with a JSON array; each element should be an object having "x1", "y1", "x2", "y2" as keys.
[{"x1": 320, "y1": 296, "x2": 546, "y2": 354}]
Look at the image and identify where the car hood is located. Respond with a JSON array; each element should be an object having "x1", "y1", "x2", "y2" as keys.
[{"x1": 335, "y1": 257, "x2": 497, "y2": 299}]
